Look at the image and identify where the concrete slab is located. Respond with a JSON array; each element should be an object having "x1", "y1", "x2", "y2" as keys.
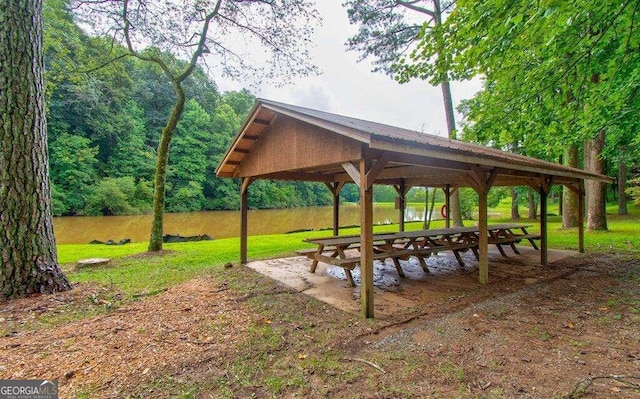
[{"x1": 247, "y1": 246, "x2": 579, "y2": 316}]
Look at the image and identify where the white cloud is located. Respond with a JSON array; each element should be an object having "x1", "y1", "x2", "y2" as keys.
[{"x1": 217, "y1": 1, "x2": 482, "y2": 136}]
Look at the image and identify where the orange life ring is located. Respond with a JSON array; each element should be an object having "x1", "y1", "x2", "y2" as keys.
[{"x1": 440, "y1": 204, "x2": 448, "y2": 219}]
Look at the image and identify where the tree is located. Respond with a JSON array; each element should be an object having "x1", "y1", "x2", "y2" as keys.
[
  {"x1": 74, "y1": 0, "x2": 320, "y2": 251},
  {"x1": 167, "y1": 100, "x2": 211, "y2": 212},
  {"x1": 83, "y1": 177, "x2": 153, "y2": 216},
  {"x1": 0, "y1": 0, "x2": 71, "y2": 298},
  {"x1": 49, "y1": 132, "x2": 99, "y2": 214},
  {"x1": 399, "y1": 0, "x2": 640, "y2": 230},
  {"x1": 344, "y1": 0, "x2": 465, "y2": 226},
  {"x1": 105, "y1": 100, "x2": 156, "y2": 180}
]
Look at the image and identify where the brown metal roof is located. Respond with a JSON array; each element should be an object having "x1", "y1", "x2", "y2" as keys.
[{"x1": 215, "y1": 99, "x2": 612, "y2": 187}]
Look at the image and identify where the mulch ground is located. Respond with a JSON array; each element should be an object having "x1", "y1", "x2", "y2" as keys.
[{"x1": 1, "y1": 253, "x2": 639, "y2": 398}]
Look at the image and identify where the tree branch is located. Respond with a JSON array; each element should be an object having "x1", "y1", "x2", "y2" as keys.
[
  {"x1": 395, "y1": 0, "x2": 435, "y2": 18},
  {"x1": 176, "y1": 0, "x2": 223, "y2": 82},
  {"x1": 83, "y1": 53, "x2": 130, "y2": 73}
]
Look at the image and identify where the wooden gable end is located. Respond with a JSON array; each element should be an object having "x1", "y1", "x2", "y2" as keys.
[{"x1": 235, "y1": 114, "x2": 364, "y2": 178}]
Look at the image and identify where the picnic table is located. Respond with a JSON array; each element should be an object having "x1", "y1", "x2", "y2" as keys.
[
  {"x1": 297, "y1": 224, "x2": 541, "y2": 287},
  {"x1": 298, "y1": 227, "x2": 479, "y2": 286},
  {"x1": 481, "y1": 223, "x2": 540, "y2": 256}
]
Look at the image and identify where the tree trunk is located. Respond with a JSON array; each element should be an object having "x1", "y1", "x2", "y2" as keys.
[
  {"x1": 440, "y1": 80, "x2": 463, "y2": 226},
  {"x1": 562, "y1": 144, "x2": 579, "y2": 228},
  {"x1": 510, "y1": 187, "x2": 520, "y2": 220},
  {"x1": 148, "y1": 83, "x2": 186, "y2": 251},
  {"x1": 0, "y1": 0, "x2": 71, "y2": 298},
  {"x1": 527, "y1": 188, "x2": 537, "y2": 220},
  {"x1": 617, "y1": 156, "x2": 628, "y2": 215},
  {"x1": 435, "y1": 1, "x2": 463, "y2": 227},
  {"x1": 585, "y1": 131, "x2": 608, "y2": 230},
  {"x1": 423, "y1": 188, "x2": 429, "y2": 230}
]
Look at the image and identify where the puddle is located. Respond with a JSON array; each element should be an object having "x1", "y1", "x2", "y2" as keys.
[{"x1": 246, "y1": 247, "x2": 578, "y2": 316}]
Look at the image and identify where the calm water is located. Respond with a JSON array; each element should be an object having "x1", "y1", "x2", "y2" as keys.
[{"x1": 53, "y1": 205, "x2": 433, "y2": 244}]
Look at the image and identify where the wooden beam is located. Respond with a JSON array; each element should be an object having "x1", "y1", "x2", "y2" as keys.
[
  {"x1": 468, "y1": 168, "x2": 495, "y2": 284},
  {"x1": 360, "y1": 158, "x2": 374, "y2": 318},
  {"x1": 325, "y1": 182, "x2": 344, "y2": 236},
  {"x1": 444, "y1": 185, "x2": 451, "y2": 228},
  {"x1": 369, "y1": 136, "x2": 613, "y2": 183},
  {"x1": 254, "y1": 118, "x2": 271, "y2": 126},
  {"x1": 532, "y1": 175, "x2": 553, "y2": 265},
  {"x1": 563, "y1": 181, "x2": 582, "y2": 195},
  {"x1": 249, "y1": 171, "x2": 335, "y2": 183},
  {"x1": 540, "y1": 188, "x2": 548, "y2": 266},
  {"x1": 578, "y1": 180, "x2": 585, "y2": 253},
  {"x1": 541, "y1": 175, "x2": 554, "y2": 194},
  {"x1": 342, "y1": 162, "x2": 361, "y2": 188},
  {"x1": 468, "y1": 167, "x2": 497, "y2": 195},
  {"x1": 364, "y1": 152, "x2": 391, "y2": 189},
  {"x1": 241, "y1": 177, "x2": 253, "y2": 195},
  {"x1": 215, "y1": 104, "x2": 269, "y2": 177},
  {"x1": 240, "y1": 177, "x2": 252, "y2": 264},
  {"x1": 398, "y1": 179, "x2": 406, "y2": 232},
  {"x1": 324, "y1": 181, "x2": 345, "y2": 195},
  {"x1": 478, "y1": 188, "x2": 489, "y2": 284},
  {"x1": 378, "y1": 151, "x2": 473, "y2": 174},
  {"x1": 486, "y1": 168, "x2": 499, "y2": 189}
]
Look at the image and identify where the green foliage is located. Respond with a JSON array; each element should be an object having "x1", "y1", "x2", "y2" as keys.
[
  {"x1": 396, "y1": 0, "x2": 640, "y2": 167},
  {"x1": 49, "y1": 132, "x2": 98, "y2": 215},
  {"x1": 83, "y1": 177, "x2": 153, "y2": 216},
  {"x1": 458, "y1": 189, "x2": 476, "y2": 220},
  {"x1": 488, "y1": 187, "x2": 509, "y2": 209},
  {"x1": 42, "y1": 0, "x2": 332, "y2": 216},
  {"x1": 166, "y1": 181, "x2": 206, "y2": 213},
  {"x1": 105, "y1": 100, "x2": 156, "y2": 180},
  {"x1": 626, "y1": 177, "x2": 640, "y2": 206},
  {"x1": 339, "y1": 184, "x2": 360, "y2": 203},
  {"x1": 167, "y1": 100, "x2": 211, "y2": 212},
  {"x1": 344, "y1": 0, "x2": 428, "y2": 76},
  {"x1": 221, "y1": 89, "x2": 256, "y2": 117},
  {"x1": 373, "y1": 185, "x2": 398, "y2": 202}
]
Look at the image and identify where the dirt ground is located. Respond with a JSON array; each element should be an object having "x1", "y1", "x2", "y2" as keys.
[{"x1": 1, "y1": 248, "x2": 639, "y2": 398}]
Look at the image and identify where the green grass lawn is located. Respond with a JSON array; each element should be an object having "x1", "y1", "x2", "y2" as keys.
[
  {"x1": 15, "y1": 202, "x2": 640, "y2": 398},
  {"x1": 61, "y1": 201, "x2": 640, "y2": 297}
]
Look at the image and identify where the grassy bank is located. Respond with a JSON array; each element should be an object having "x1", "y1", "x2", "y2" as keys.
[
  {"x1": 6, "y1": 202, "x2": 639, "y2": 398},
  {"x1": 61, "y1": 201, "x2": 640, "y2": 297}
]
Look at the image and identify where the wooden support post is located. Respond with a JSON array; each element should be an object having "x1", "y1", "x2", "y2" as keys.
[
  {"x1": 478, "y1": 189, "x2": 489, "y2": 284},
  {"x1": 333, "y1": 190, "x2": 340, "y2": 236},
  {"x1": 539, "y1": 175, "x2": 552, "y2": 266},
  {"x1": 578, "y1": 181, "x2": 585, "y2": 253},
  {"x1": 444, "y1": 185, "x2": 451, "y2": 229},
  {"x1": 325, "y1": 182, "x2": 345, "y2": 236},
  {"x1": 360, "y1": 159, "x2": 375, "y2": 318},
  {"x1": 398, "y1": 179, "x2": 406, "y2": 232},
  {"x1": 540, "y1": 188, "x2": 548, "y2": 266},
  {"x1": 467, "y1": 168, "x2": 496, "y2": 284},
  {"x1": 240, "y1": 177, "x2": 252, "y2": 264}
]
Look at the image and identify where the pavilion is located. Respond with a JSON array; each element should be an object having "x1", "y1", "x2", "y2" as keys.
[{"x1": 215, "y1": 99, "x2": 612, "y2": 317}]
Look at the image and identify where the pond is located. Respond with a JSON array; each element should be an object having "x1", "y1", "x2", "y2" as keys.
[{"x1": 53, "y1": 205, "x2": 434, "y2": 244}]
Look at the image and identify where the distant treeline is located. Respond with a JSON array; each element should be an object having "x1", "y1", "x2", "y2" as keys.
[{"x1": 44, "y1": 0, "x2": 338, "y2": 216}]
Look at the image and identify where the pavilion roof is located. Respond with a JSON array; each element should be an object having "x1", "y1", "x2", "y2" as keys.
[{"x1": 216, "y1": 99, "x2": 611, "y2": 188}]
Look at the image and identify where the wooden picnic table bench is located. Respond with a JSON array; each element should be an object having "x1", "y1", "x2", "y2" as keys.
[
  {"x1": 483, "y1": 224, "x2": 540, "y2": 256},
  {"x1": 298, "y1": 224, "x2": 540, "y2": 287},
  {"x1": 301, "y1": 227, "x2": 480, "y2": 286}
]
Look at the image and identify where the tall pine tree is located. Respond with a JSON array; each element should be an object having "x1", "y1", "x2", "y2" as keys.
[{"x1": 0, "y1": 0, "x2": 71, "y2": 298}]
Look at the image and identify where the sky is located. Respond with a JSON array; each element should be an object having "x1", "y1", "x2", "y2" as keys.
[{"x1": 216, "y1": 1, "x2": 483, "y2": 137}]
